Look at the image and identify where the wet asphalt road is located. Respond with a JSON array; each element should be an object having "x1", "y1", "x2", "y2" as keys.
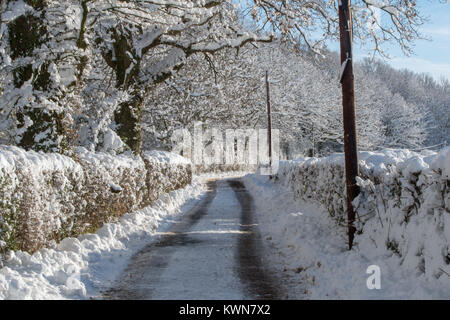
[{"x1": 103, "y1": 178, "x2": 281, "y2": 300}]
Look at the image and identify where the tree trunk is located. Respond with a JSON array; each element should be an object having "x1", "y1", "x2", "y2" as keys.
[
  {"x1": 114, "y1": 92, "x2": 143, "y2": 155},
  {"x1": 7, "y1": 2, "x2": 68, "y2": 153},
  {"x1": 109, "y1": 30, "x2": 143, "y2": 154}
]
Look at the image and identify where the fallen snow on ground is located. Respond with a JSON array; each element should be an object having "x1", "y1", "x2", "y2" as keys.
[
  {"x1": 242, "y1": 174, "x2": 450, "y2": 299},
  {"x1": 0, "y1": 177, "x2": 206, "y2": 300}
]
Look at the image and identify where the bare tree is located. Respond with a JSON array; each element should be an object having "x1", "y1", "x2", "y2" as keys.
[{"x1": 241, "y1": 0, "x2": 432, "y2": 57}]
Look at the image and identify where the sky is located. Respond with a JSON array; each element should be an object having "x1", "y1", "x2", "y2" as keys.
[
  {"x1": 237, "y1": 1, "x2": 450, "y2": 81},
  {"x1": 328, "y1": 1, "x2": 450, "y2": 81}
]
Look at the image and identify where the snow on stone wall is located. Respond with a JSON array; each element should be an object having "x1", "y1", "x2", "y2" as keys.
[
  {"x1": 0, "y1": 146, "x2": 192, "y2": 254},
  {"x1": 274, "y1": 147, "x2": 450, "y2": 279}
]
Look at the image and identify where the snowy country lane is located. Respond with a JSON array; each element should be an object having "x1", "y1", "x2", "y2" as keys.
[{"x1": 103, "y1": 178, "x2": 282, "y2": 300}]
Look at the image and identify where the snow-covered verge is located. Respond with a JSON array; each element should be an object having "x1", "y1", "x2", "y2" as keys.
[
  {"x1": 0, "y1": 146, "x2": 192, "y2": 254},
  {"x1": 243, "y1": 147, "x2": 450, "y2": 299},
  {"x1": 0, "y1": 176, "x2": 205, "y2": 299},
  {"x1": 243, "y1": 171, "x2": 450, "y2": 299}
]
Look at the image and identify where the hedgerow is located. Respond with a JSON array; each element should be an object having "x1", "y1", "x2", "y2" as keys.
[{"x1": 0, "y1": 146, "x2": 191, "y2": 254}]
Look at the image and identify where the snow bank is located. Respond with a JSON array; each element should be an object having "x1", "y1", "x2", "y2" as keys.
[
  {"x1": 273, "y1": 147, "x2": 450, "y2": 281},
  {"x1": 0, "y1": 146, "x2": 192, "y2": 254}
]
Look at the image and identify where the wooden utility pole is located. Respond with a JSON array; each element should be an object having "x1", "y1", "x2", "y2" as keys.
[
  {"x1": 338, "y1": 0, "x2": 360, "y2": 250},
  {"x1": 265, "y1": 70, "x2": 272, "y2": 171}
]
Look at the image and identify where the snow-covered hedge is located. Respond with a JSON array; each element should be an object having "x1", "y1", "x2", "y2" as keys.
[
  {"x1": 142, "y1": 150, "x2": 192, "y2": 203},
  {"x1": 0, "y1": 146, "x2": 191, "y2": 254},
  {"x1": 274, "y1": 147, "x2": 450, "y2": 279}
]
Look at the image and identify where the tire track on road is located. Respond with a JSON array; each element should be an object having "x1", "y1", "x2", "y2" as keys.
[
  {"x1": 228, "y1": 179, "x2": 281, "y2": 300},
  {"x1": 103, "y1": 180, "x2": 217, "y2": 299}
]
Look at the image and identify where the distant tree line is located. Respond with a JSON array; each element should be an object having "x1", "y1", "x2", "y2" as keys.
[{"x1": 143, "y1": 42, "x2": 449, "y2": 158}]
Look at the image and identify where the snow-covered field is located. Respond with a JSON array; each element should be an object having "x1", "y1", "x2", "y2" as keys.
[{"x1": 0, "y1": 177, "x2": 206, "y2": 299}]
